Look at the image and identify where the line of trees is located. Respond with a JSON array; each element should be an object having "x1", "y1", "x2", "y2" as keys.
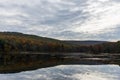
[
  {"x1": 89, "y1": 41, "x2": 120, "y2": 53},
  {"x1": 0, "y1": 32, "x2": 75, "y2": 52},
  {"x1": 0, "y1": 32, "x2": 120, "y2": 53}
]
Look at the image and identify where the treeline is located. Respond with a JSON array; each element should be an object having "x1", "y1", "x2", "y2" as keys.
[
  {"x1": 89, "y1": 41, "x2": 120, "y2": 53},
  {"x1": 0, "y1": 32, "x2": 75, "y2": 52},
  {"x1": 0, "y1": 32, "x2": 120, "y2": 53}
]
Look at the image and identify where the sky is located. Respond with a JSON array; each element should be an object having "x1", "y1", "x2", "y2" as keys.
[{"x1": 0, "y1": 0, "x2": 120, "y2": 41}]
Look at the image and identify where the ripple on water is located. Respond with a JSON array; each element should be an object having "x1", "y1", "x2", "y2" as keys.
[{"x1": 0, "y1": 65, "x2": 120, "y2": 80}]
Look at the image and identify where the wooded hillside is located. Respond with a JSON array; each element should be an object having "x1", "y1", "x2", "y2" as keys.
[{"x1": 0, "y1": 32, "x2": 120, "y2": 53}]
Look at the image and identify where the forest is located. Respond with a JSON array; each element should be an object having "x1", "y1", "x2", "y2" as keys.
[{"x1": 0, "y1": 32, "x2": 120, "y2": 53}]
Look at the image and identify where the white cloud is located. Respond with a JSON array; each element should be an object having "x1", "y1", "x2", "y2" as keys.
[
  {"x1": 0, "y1": 0, "x2": 120, "y2": 40},
  {"x1": 74, "y1": 0, "x2": 120, "y2": 34},
  {"x1": 98, "y1": 0, "x2": 110, "y2": 2},
  {"x1": 3, "y1": 19, "x2": 22, "y2": 25}
]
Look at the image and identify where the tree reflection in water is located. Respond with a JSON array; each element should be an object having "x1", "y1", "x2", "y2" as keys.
[{"x1": 0, "y1": 53, "x2": 119, "y2": 73}]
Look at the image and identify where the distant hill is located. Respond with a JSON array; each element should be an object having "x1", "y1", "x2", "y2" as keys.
[
  {"x1": 0, "y1": 32, "x2": 119, "y2": 53},
  {"x1": 0, "y1": 32, "x2": 59, "y2": 42},
  {"x1": 0, "y1": 32, "x2": 73, "y2": 52},
  {"x1": 63, "y1": 40, "x2": 107, "y2": 46}
]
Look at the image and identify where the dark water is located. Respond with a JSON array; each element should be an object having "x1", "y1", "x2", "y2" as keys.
[
  {"x1": 0, "y1": 53, "x2": 120, "y2": 73},
  {"x1": 0, "y1": 53, "x2": 120, "y2": 80}
]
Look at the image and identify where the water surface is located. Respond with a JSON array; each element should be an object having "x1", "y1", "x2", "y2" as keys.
[
  {"x1": 0, "y1": 53, "x2": 120, "y2": 80},
  {"x1": 0, "y1": 65, "x2": 120, "y2": 80}
]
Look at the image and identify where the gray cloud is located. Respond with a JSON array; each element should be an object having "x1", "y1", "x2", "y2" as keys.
[{"x1": 0, "y1": 0, "x2": 120, "y2": 41}]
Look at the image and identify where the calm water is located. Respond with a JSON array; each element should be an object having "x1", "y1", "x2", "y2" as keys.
[
  {"x1": 0, "y1": 65, "x2": 120, "y2": 80},
  {"x1": 0, "y1": 53, "x2": 120, "y2": 80}
]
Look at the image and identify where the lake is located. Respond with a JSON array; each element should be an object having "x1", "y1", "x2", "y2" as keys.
[
  {"x1": 0, "y1": 65, "x2": 120, "y2": 80},
  {"x1": 0, "y1": 53, "x2": 120, "y2": 80}
]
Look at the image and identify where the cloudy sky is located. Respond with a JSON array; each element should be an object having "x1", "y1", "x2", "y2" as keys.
[{"x1": 0, "y1": 0, "x2": 120, "y2": 41}]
